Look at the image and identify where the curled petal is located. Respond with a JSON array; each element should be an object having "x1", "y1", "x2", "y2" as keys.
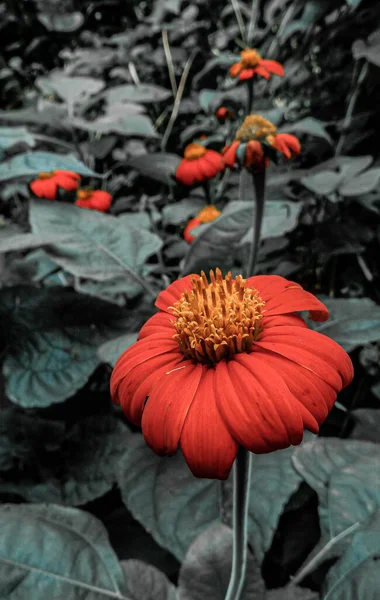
[
  {"x1": 259, "y1": 59, "x2": 284, "y2": 76},
  {"x1": 176, "y1": 160, "x2": 198, "y2": 186},
  {"x1": 184, "y1": 217, "x2": 202, "y2": 243},
  {"x1": 54, "y1": 173, "x2": 80, "y2": 192},
  {"x1": 264, "y1": 287, "x2": 329, "y2": 322},
  {"x1": 30, "y1": 178, "x2": 57, "y2": 199},
  {"x1": 247, "y1": 274, "x2": 302, "y2": 302},
  {"x1": 250, "y1": 65, "x2": 270, "y2": 79},
  {"x1": 239, "y1": 68, "x2": 257, "y2": 81},
  {"x1": 197, "y1": 153, "x2": 224, "y2": 180},
  {"x1": 155, "y1": 275, "x2": 194, "y2": 313},
  {"x1": 180, "y1": 368, "x2": 238, "y2": 479},
  {"x1": 272, "y1": 133, "x2": 301, "y2": 159},
  {"x1": 222, "y1": 141, "x2": 240, "y2": 168},
  {"x1": 230, "y1": 62, "x2": 242, "y2": 78},
  {"x1": 245, "y1": 140, "x2": 265, "y2": 168}
]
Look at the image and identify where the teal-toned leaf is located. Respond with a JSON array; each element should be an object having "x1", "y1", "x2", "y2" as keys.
[
  {"x1": 267, "y1": 586, "x2": 318, "y2": 599},
  {"x1": 0, "y1": 104, "x2": 68, "y2": 128},
  {"x1": 15, "y1": 249, "x2": 63, "y2": 285},
  {"x1": 3, "y1": 328, "x2": 100, "y2": 407},
  {"x1": 162, "y1": 198, "x2": 205, "y2": 225},
  {"x1": 198, "y1": 89, "x2": 218, "y2": 112},
  {"x1": 37, "y1": 11, "x2": 85, "y2": 32},
  {"x1": 117, "y1": 434, "x2": 304, "y2": 563},
  {"x1": 280, "y1": 117, "x2": 332, "y2": 144},
  {"x1": 69, "y1": 114, "x2": 158, "y2": 138},
  {"x1": 120, "y1": 559, "x2": 177, "y2": 600},
  {"x1": 29, "y1": 201, "x2": 162, "y2": 292},
  {"x1": 193, "y1": 55, "x2": 238, "y2": 88},
  {"x1": 311, "y1": 297, "x2": 380, "y2": 352},
  {"x1": 301, "y1": 171, "x2": 344, "y2": 195},
  {"x1": 0, "y1": 503, "x2": 129, "y2": 598},
  {"x1": 106, "y1": 84, "x2": 172, "y2": 106},
  {"x1": 0, "y1": 126, "x2": 35, "y2": 150},
  {"x1": 0, "y1": 413, "x2": 130, "y2": 505},
  {"x1": 182, "y1": 200, "x2": 301, "y2": 275},
  {"x1": 301, "y1": 155, "x2": 372, "y2": 196},
  {"x1": 125, "y1": 153, "x2": 181, "y2": 185},
  {"x1": 351, "y1": 409, "x2": 380, "y2": 443},
  {"x1": 37, "y1": 73, "x2": 104, "y2": 104},
  {"x1": 98, "y1": 333, "x2": 138, "y2": 366},
  {"x1": 0, "y1": 230, "x2": 71, "y2": 253},
  {"x1": 177, "y1": 524, "x2": 265, "y2": 600},
  {"x1": 322, "y1": 511, "x2": 380, "y2": 600},
  {"x1": 0, "y1": 152, "x2": 97, "y2": 181},
  {"x1": 74, "y1": 276, "x2": 137, "y2": 306},
  {"x1": 339, "y1": 168, "x2": 380, "y2": 197},
  {"x1": 352, "y1": 30, "x2": 380, "y2": 66}
]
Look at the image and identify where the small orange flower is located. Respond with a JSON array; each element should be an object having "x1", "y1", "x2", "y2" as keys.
[
  {"x1": 230, "y1": 48, "x2": 284, "y2": 81},
  {"x1": 74, "y1": 189, "x2": 113, "y2": 212},
  {"x1": 184, "y1": 205, "x2": 221, "y2": 243},
  {"x1": 176, "y1": 143, "x2": 225, "y2": 186},
  {"x1": 216, "y1": 107, "x2": 234, "y2": 123},
  {"x1": 30, "y1": 170, "x2": 80, "y2": 200},
  {"x1": 223, "y1": 115, "x2": 300, "y2": 171},
  {"x1": 111, "y1": 270, "x2": 353, "y2": 479}
]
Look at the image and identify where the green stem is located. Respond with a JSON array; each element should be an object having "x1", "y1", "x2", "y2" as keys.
[
  {"x1": 335, "y1": 60, "x2": 368, "y2": 156},
  {"x1": 203, "y1": 181, "x2": 212, "y2": 205},
  {"x1": 246, "y1": 169, "x2": 266, "y2": 277},
  {"x1": 225, "y1": 447, "x2": 252, "y2": 600},
  {"x1": 246, "y1": 80, "x2": 254, "y2": 113}
]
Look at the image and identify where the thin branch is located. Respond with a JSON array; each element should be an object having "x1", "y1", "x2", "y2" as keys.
[
  {"x1": 162, "y1": 29, "x2": 178, "y2": 98},
  {"x1": 128, "y1": 62, "x2": 140, "y2": 85},
  {"x1": 335, "y1": 60, "x2": 368, "y2": 156},
  {"x1": 267, "y1": 1, "x2": 299, "y2": 58},
  {"x1": 247, "y1": 0, "x2": 259, "y2": 46},
  {"x1": 161, "y1": 49, "x2": 198, "y2": 151},
  {"x1": 230, "y1": 0, "x2": 247, "y2": 46}
]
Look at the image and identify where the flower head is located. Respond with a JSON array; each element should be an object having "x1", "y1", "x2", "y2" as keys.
[
  {"x1": 111, "y1": 270, "x2": 353, "y2": 480},
  {"x1": 184, "y1": 205, "x2": 221, "y2": 243},
  {"x1": 74, "y1": 189, "x2": 113, "y2": 212},
  {"x1": 230, "y1": 48, "x2": 284, "y2": 81},
  {"x1": 216, "y1": 106, "x2": 234, "y2": 123},
  {"x1": 176, "y1": 143, "x2": 225, "y2": 186},
  {"x1": 30, "y1": 170, "x2": 80, "y2": 199},
  {"x1": 223, "y1": 114, "x2": 301, "y2": 171}
]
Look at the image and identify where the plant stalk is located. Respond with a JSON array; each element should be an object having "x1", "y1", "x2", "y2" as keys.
[
  {"x1": 335, "y1": 60, "x2": 368, "y2": 156},
  {"x1": 225, "y1": 446, "x2": 252, "y2": 600},
  {"x1": 246, "y1": 169, "x2": 266, "y2": 277}
]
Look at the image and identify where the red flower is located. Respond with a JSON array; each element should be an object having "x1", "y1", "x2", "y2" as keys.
[
  {"x1": 230, "y1": 48, "x2": 284, "y2": 81},
  {"x1": 176, "y1": 143, "x2": 225, "y2": 186},
  {"x1": 223, "y1": 115, "x2": 300, "y2": 171},
  {"x1": 74, "y1": 189, "x2": 113, "y2": 212},
  {"x1": 184, "y1": 205, "x2": 221, "y2": 243},
  {"x1": 216, "y1": 107, "x2": 234, "y2": 123},
  {"x1": 30, "y1": 170, "x2": 80, "y2": 200},
  {"x1": 111, "y1": 270, "x2": 353, "y2": 480}
]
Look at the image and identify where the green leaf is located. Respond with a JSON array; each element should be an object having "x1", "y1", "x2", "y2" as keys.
[
  {"x1": 37, "y1": 11, "x2": 85, "y2": 32},
  {"x1": 0, "y1": 152, "x2": 97, "y2": 181},
  {"x1": 0, "y1": 104, "x2": 68, "y2": 128},
  {"x1": 267, "y1": 587, "x2": 318, "y2": 599},
  {"x1": 0, "y1": 230, "x2": 71, "y2": 253},
  {"x1": 0, "y1": 413, "x2": 130, "y2": 505},
  {"x1": 338, "y1": 168, "x2": 380, "y2": 197},
  {"x1": 124, "y1": 153, "x2": 181, "y2": 185},
  {"x1": 280, "y1": 117, "x2": 332, "y2": 144},
  {"x1": 0, "y1": 126, "x2": 35, "y2": 150},
  {"x1": 106, "y1": 84, "x2": 172, "y2": 106},
  {"x1": 198, "y1": 89, "x2": 218, "y2": 112},
  {"x1": 36, "y1": 73, "x2": 104, "y2": 104},
  {"x1": 352, "y1": 30, "x2": 380, "y2": 66},
  {"x1": 162, "y1": 198, "x2": 206, "y2": 225},
  {"x1": 311, "y1": 297, "x2": 380, "y2": 352},
  {"x1": 0, "y1": 503, "x2": 129, "y2": 598},
  {"x1": 117, "y1": 434, "x2": 304, "y2": 563},
  {"x1": 29, "y1": 201, "x2": 162, "y2": 292},
  {"x1": 177, "y1": 524, "x2": 265, "y2": 600},
  {"x1": 69, "y1": 114, "x2": 158, "y2": 138},
  {"x1": 182, "y1": 200, "x2": 302, "y2": 275},
  {"x1": 301, "y1": 156, "x2": 372, "y2": 196},
  {"x1": 98, "y1": 333, "x2": 138, "y2": 366},
  {"x1": 351, "y1": 409, "x2": 380, "y2": 443},
  {"x1": 322, "y1": 511, "x2": 380, "y2": 599},
  {"x1": 193, "y1": 55, "x2": 238, "y2": 88},
  {"x1": 120, "y1": 559, "x2": 177, "y2": 600}
]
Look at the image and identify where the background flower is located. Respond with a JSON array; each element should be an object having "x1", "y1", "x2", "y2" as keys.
[
  {"x1": 183, "y1": 205, "x2": 221, "y2": 243},
  {"x1": 230, "y1": 48, "x2": 284, "y2": 81},
  {"x1": 30, "y1": 170, "x2": 80, "y2": 199},
  {"x1": 74, "y1": 189, "x2": 113, "y2": 212},
  {"x1": 176, "y1": 143, "x2": 225, "y2": 186}
]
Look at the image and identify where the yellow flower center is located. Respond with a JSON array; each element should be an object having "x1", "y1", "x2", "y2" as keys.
[
  {"x1": 197, "y1": 205, "x2": 221, "y2": 223},
  {"x1": 38, "y1": 171, "x2": 54, "y2": 179},
  {"x1": 170, "y1": 268, "x2": 265, "y2": 365},
  {"x1": 235, "y1": 115, "x2": 277, "y2": 142},
  {"x1": 77, "y1": 189, "x2": 93, "y2": 200},
  {"x1": 240, "y1": 48, "x2": 261, "y2": 68},
  {"x1": 184, "y1": 143, "x2": 208, "y2": 161}
]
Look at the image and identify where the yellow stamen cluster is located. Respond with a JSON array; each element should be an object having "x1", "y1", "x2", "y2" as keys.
[
  {"x1": 240, "y1": 48, "x2": 261, "y2": 68},
  {"x1": 197, "y1": 205, "x2": 221, "y2": 223},
  {"x1": 184, "y1": 143, "x2": 207, "y2": 161},
  {"x1": 235, "y1": 115, "x2": 277, "y2": 142},
  {"x1": 171, "y1": 268, "x2": 265, "y2": 364},
  {"x1": 77, "y1": 189, "x2": 93, "y2": 200}
]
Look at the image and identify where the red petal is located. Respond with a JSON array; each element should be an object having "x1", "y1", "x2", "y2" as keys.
[
  {"x1": 176, "y1": 160, "x2": 198, "y2": 185},
  {"x1": 250, "y1": 66, "x2": 270, "y2": 79},
  {"x1": 230, "y1": 62, "x2": 242, "y2": 78},
  {"x1": 264, "y1": 287, "x2": 329, "y2": 322},
  {"x1": 141, "y1": 362, "x2": 203, "y2": 455},
  {"x1": 184, "y1": 217, "x2": 201, "y2": 243},
  {"x1": 239, "y1": 68, "x2": 257, "y2": 81},
  {"x1": 215, "y1": 358, "x2": 302, "y2": 452},
  {"x1": 197, "y1": 154, "x2": 223, "y2": 180},
  {"x1": 138, "y1": 312, "x2": 175, "y2": 340},
  {"x1": 272, "y1": 134, "x2": 301, "y2": 159},
  {"x1": 180, "y1": 367, "x2": 238, "y2": 479},
  {"x1": 263, "y1": 313, "x2": 308, "y2": 330},
  {"x1": 258, "y1": 326, "x2": 354, "y2": 388},
  {"x1": 155, "y1": 275, "x2": 194, "y2": 313},
  {"x1": 247, "y1": 274, "x2": 302, "y2": 301},
  {"x1": 30, "y1": 178, "x2": 57, "y2": 199},
  {"x1": 54, "y1": 170, "x2": 81, "y2": 180},
  {"x1": 54, "y1": 173, "x2": 80, "y2": 192},
  {"x1": 222, "y1": 141, "x2": 240, "y2": 168},
  {"x1": 253, "y1": 347, "x2": 335, "y2": 424},
  {"x1": 259, "y1": 59, "x2": 284, "y2": 76},
  {"x1": 88, "y1": 191, "x2": 113, "y2": 211}
]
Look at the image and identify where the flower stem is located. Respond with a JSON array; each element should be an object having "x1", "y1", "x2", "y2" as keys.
[
  {"x1": 246, "y1": 169, "x2": 266, "y2": 277},
  {"x1": 203, "y1": 181, "x2": 212, "y2": 205},
  {"x1": 225, "y1": 446, "x2": 252, "y2": 600},
  {"x1": 335, "y1": 59, "x2": 368, "y2": 156},
  {"x1": 246, "y1": 80, "x2": 254, "y2": 113}
]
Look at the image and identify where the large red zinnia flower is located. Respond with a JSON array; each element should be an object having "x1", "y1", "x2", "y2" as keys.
[
  {"x1": 111, "y1": 270, "x2": 353, "y2": 480},
  {"x1": 30, "y1": 170, "x2": 80, "y2": 199},
  {"x1": 223, "y1": 115, "x2": 300, "y2": 171},
  {"x1": 176, "y1": 143, "x2": 225, "y2": 186},
  {"x1": 74, "y1": 189, "x2": 113, "y2": 212},
  {"x1": 230, "y1": 48, "x2": 284, "y2": 81}
]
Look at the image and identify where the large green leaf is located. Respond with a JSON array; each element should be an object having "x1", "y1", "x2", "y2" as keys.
[
  {"x1": 0, "y1": 104, "x2": 68, "y2": 128},
  {"x1": 0, "y1": 413, "x2": 130, "y2": 505},
  {"x1": 311, "y1": 297, "x2": 380, "y2": 352},
  {"x1": 280, "y1": 117, "x2": 332, "y2": 144},
  {"x1": 117, "y1": 434, "x2": 304, "y2": 563},
  {"x1": 120, "y1": 560, "x2": 176, "y2": 600},
  {"x1": 98, "y1": 333, "x2": 138, "y2": 366},
  {"x1": 0, "y1": 126, "x2": 35, "y2": 150},
  {"x1": 177, "y1": 524, "x2": 265, "y2": 600},
  {"x1": 29, "y1": 200, "x2": 162, "y2": 291},
  {"x1": 0, "y1": 503, "x2": 130, "y2": 599},
  {"x1": 0, "y1": 152, "x2": 97, "y2": 181},
  {"x1": 106, "y1": 84, "x2": 172, "y2": 105},
  {"x1": 124, "y1": 153, "x2": 181, "y2": 185},
  {"x1": 182, "y1": 200, "x2": 301, "y2": 275},
  {"x1": 69, "y1": 114, "x2": 158, "y2": 138},
  {"x1": 36, "y1": 73, "x2": 104, "y2": 104},
  {"x1": 0, "y1": 230, "x2": 71, "y2": 253},
  {"x1": 322, "y1": 511, "x2": 380, "y2": 599}
]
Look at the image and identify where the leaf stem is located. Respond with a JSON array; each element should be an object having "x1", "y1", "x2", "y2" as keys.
[
  {"x1": 225, "y1": 446, "x2": 252, "y2": 600},
  {"x1": 335, "y1": 60, "x2": 368, "y2": 156},
  {"x1": 245, "y1": 169, "x2": 266, "y2": 277},
  {"x1": 246, "y1": 80, "x2": 254, "y2": 113}
]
